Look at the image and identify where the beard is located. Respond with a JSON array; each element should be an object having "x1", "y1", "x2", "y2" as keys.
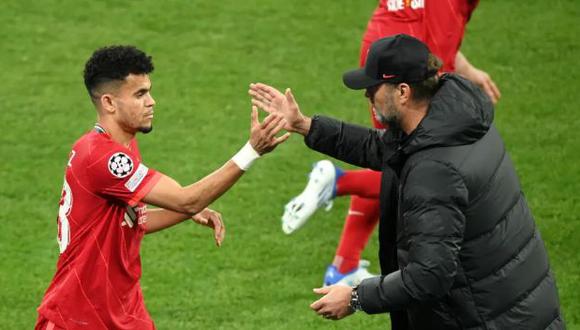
[{"x1": 375, "y1": 98, "x2": 401, "y2": 129}]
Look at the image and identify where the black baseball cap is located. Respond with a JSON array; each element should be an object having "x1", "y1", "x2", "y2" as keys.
[{"x1": 343, "y1": 34, "x2": 437, "y2": 90}]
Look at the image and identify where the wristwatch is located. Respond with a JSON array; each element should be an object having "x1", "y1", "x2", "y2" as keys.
[{"x1": 349, "y1": 285, "x2": 363, "y2": 312}]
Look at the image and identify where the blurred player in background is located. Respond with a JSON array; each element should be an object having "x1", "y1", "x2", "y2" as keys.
[
  {"x1": 282, "y1": 0, "x2": 501, "y2": 287},
  {"x1": 35, "y1": 45, "x2": 289, "y2": 330}
]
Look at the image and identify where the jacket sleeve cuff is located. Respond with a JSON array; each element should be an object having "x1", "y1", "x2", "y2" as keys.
[
  {"x1": 358, "y1": 271, "x2": 413, "y2": 314},
  {"x1": 304, "y1": 115, "x2": 341, "y2": 150},
  {"x1": 304, "y1": 114, "x2": 320, "y2": 146}
]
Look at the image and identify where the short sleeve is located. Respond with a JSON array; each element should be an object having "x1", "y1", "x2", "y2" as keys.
[{"x1": 87, "y1": 148, "x2": 161, "y2": 206}]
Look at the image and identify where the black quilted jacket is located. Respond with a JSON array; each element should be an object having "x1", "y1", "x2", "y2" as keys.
[{"x1": 305, "y1": 74, "x2": 563, "y2": 329}]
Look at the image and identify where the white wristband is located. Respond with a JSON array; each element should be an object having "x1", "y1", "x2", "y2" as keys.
[{"x1": 232, "y1": 142, "x2": 261, "y2": 171}]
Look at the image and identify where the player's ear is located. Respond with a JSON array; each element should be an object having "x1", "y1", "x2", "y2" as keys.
[{"x1": 100, "y1": 94, "x2": 116, "y2": 114}]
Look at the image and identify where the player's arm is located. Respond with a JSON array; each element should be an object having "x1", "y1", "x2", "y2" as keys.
[
  {"x1": 144, "y1": 208, "x2": 190, "y2": 234},
  {"x1": 142, "y1": 107, "x2": 289, "y2": 215},
  {"x1": 454, "y1": 51, "x2": 501, "y2": 104},
  {"x1": 145, "y1": 207, "x2": 225, "y2": 246},
  {"x1": 143, "y1": 163, "x2": 241, "y2": 215}
]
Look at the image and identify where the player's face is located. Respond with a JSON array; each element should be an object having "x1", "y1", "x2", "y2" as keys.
[
  {"x1": 113, "y1": 74, "x2": 156, "y2": 134},
  {"x1": 368, "y1": 83, "x2": 400, "y2": 127}
]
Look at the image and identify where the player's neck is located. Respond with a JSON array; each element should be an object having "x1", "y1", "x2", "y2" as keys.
[{"x1": 96, "y1": 120, "x2": 135, "y2": 147}]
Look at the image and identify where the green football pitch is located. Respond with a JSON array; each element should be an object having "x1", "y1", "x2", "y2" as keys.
[{"x1": 1, "y1": 0, "x2": 578, "y2": 328}]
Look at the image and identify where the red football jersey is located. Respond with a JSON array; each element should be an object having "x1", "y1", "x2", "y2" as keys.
[
  {"x1": 366, "y1": 0, "x2": 478, "y2": 70},
  {"x1": 36, "y1": 128, "x2": 161, "y2": 329},
  {"x1": 362, "y1": 0, "x2": 426, "y2": 67},
  {"x1": 425, "y1": 0, "x2": 479, "y2": 74}
]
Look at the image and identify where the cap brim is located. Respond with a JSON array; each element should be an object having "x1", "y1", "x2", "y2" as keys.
[{"x1": 342, "y1": 68, "x2": 383, "y2": 90}]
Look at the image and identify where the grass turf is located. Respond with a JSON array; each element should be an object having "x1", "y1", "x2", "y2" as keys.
[{"x1": 0, "y1": 0, "x2": 578, "y2": 328}]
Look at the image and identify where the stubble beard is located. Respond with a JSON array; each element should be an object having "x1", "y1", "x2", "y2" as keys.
[{"x1": 376, "y1": 100, "x2": 401, "y2": 130}]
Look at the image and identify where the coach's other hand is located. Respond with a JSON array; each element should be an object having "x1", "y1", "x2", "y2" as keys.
[
  {"x1": 249, "y1": 105, "x2": 290, "y2": 155},
  {"x1": 249, "y1": 83, "x2": 312, "y2": 136},
  {"x1": 192, "y1": 208, "x2": 225, "y2": 247},
  {"x1": 310, "y1": 285, "x2": 354, "y2": 321}
]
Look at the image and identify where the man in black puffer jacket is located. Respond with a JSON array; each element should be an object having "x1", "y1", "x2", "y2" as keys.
[{"x1": 249, "y1": 34, "x2": 564, "y2": 329}]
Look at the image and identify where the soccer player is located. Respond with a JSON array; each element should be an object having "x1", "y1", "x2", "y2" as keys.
[
  {"x1": 35, "y1": 45, "x2": 289, "y2": 330},
  {"x1": 281, "y1": 0, "x2": 501, "y2": 287}
]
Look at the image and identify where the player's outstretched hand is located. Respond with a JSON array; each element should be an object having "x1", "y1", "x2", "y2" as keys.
[
  {"x1": 192, "y1": 208, "x2": 225, "y2": 247},
  {"x1": 249, "y1": 83, "x2": 311, "y2": 136},
  {"x1": 249, "y1": 105, "x2": 290, "y2": 155},
  {"x1": 310, "y1": 285, "x2": 355, "y2": 321}
]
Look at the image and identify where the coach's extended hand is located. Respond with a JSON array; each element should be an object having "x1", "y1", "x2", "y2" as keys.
[{"x1": 249, "y1": 83, "x2": 312, "y2": 136}]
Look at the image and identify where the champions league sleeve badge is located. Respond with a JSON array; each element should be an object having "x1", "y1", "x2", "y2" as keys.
[{"x1": 108, "y1": 152, "x2": 134, "y2": 178}]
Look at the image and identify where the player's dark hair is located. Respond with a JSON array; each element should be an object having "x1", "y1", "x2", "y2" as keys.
[
  {"x1": 83, "y1": 45, "x2": 154, "y2": 101},
  {"x1": 408, "y1": 53, "x2": 443, "y2": 102}
]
